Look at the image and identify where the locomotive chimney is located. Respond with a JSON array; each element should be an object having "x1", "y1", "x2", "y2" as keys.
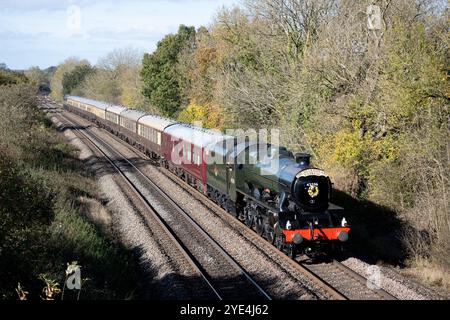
[{"x1": 295, "y1": 153, "x2": 311, "y2": 166}]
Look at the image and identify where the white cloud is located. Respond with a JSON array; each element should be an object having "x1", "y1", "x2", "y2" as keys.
[{"x1": 0, "y1": 0, "x2": 239, "y2": 69}]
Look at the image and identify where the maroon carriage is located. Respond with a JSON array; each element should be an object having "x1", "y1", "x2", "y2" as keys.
[{"x1": 162, "y1": 124, "x2": 228, "y2": 193}]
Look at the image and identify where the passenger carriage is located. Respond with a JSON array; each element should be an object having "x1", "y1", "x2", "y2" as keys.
[
  {"x1": 105, "y1": 105, "x2": 127, "y2": 136},
  {"x1": 137, "y1": 114, "x2": 177, "y2": 158},
  {"x1": 119, "y1": 109, "x2": 147, "y2": 146},
  {"x1": 162, "y1": 124, "x2": 231, "y2": 193},
  {"x1": 64, "y1": 96, "x2": 90, "y2": 119},
  {"x1": 64, "y1": 96, "x2": 109, "y2": 127}
]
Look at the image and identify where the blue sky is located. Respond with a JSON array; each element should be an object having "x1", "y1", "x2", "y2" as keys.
[{"x1": 0, "y1": 0, "x2": 238, "y2": 70}]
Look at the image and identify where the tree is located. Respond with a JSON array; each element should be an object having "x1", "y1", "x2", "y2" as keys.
[
  {"x1": 50, "y1": 57, "x2": 90, "y2": 100},
  {"x1": 24, "y1": 67, "x2": 47, "y2": 91},
  {"x1": 169, "y1": 0, "x2": 450, "y2": 273},
  {"x1": 0, "y1": 69, "x2": 28, "y2": 86},
  {"x1": 62, "y1": 64, "x2": 94, "y2": 96},
  {"x1": 141, "y1": 25, "x2": 196, "y2": 116},
  {"x1": 76, "y1": 48, "x2": 148, "y2": 108}
]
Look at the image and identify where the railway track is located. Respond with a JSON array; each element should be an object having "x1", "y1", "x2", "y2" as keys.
[
  {"x1": 52, "y1": 103, "x2": 398, "y2": 300},
  {"x1": 55, "y1": 110, "x2": 271, "y2": 301},
  {"x1": 299, "y1": 259, "x2": 397, "y2": 300}
]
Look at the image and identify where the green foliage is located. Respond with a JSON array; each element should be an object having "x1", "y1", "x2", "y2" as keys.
[
  {"x1": 173, "y1": 0, "x2": 449, "y2": 269},
  {"x1": 23, "y1": 66, "x2": 55, "y2": 93},
  {"x1": 62, "y1": 64, "x2": 94, "y2": 96},
  {"x1": 0, "y1": 68, "x2": 28, "y2": 85},
  {"x1": 0, "y1": 85, "x2": 140, "y2": 299},
  {"x1": 50, "y1": 58, "x2": 90, "y2": 101},
  {"x1": 141, "y1": 25, "x2": 196, "y2": 116}
]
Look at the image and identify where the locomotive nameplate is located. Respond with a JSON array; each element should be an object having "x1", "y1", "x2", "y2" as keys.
[{"x1": 296, "y1": 168, "x2": 328, "y2": 178}]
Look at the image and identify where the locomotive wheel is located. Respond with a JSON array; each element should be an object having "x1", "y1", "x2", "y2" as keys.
[
  {"x1": 265, "y1": 226, "x2": 275, "y2": 244},
  {"x1": 255, "y1": 217, "x2": 265, "y2": 236},
  {"x1": 245, "y1": 215, "x2": 253, "y2": 228}
]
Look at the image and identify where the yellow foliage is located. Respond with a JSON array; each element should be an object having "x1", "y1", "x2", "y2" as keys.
[
  {"x1": 177, "y1": 102, "x2": 225, "y2": 129},
  {"x1": 121, "y1": 85, "x2": 144, "y2": 108},
  {"x1": 315, "y1": 126, "x2": 398, "y2": 181},
  {"x1": 331, "y1": 130, "x2": 366, "y2": 168}
]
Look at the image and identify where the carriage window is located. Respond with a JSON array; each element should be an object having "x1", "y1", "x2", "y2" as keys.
[
  {"x1": 186, "y1": 144, "x2": 191, "y2": 162},
  {"x1": 193, "y1": 148, "x2": 201, "y2": 165},
  {"x1": 157, "y1": 132, "x2": 161, "y2": 145}
]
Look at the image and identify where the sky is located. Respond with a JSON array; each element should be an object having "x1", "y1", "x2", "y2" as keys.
[{"x1": 0, "y1": 0, "x2": 238, "y2": 70}]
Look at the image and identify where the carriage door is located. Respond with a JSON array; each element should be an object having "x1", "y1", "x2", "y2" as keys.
[{"x1": 226, "y1": 163, "x2": 236, "y2": 202}]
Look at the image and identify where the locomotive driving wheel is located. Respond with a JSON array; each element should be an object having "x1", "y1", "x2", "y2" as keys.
[
  {"x1": 255, "y1": 216, "x2": 265, "y2": 236},
  {"x1": 245, "y1": 214, "x2": 254, "y2": 228},
  {"x1": 244, "y1": 205, "x2": 254, "y2": 228},
  {"x1": 265, "y1": 225, "x2": 275, "y2": 244}
]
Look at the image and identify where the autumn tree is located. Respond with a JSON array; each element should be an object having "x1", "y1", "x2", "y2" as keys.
[
  {"x1": 0, "y1": 64, "x2": 28, "y2": 86},
  {"x1": 75, "y1": 48, "x2": 148, "y2": 109},
  {"x1": 141, "y1": 25, "x2": 196, "y2": 116},
  {"x1": 173, "y1": 0, "x2": 449, "y2": 277},
  {"x1": 62, "y1": 64, "x2": 94, "y2": 96},
  {"x1": 50, "y1": 57, "x2": 90, "y2": 100},
  {"x1": 24, "y1": 67, "x2": 47, "y2": 89}
]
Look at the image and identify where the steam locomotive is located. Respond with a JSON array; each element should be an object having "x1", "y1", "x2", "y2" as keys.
[{"x1": 64, "y1": 95, "x2": 350, "y2": 258}]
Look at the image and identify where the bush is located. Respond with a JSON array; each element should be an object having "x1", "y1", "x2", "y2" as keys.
[{"x1": 0, "y1": 84, "x2": 141, "y2": 299}]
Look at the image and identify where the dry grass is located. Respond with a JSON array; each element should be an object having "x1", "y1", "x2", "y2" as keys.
[
  {"x1": 405, "y1": 257, "x2": 450, "y2": 293},
  {"x1": 78, "y1": 196, "x2": 113, "y2": 235}
]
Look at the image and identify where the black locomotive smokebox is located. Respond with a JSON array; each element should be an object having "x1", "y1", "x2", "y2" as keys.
[{"x1": 293, "y1": 175, "x2": 330, "y2": 212}]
